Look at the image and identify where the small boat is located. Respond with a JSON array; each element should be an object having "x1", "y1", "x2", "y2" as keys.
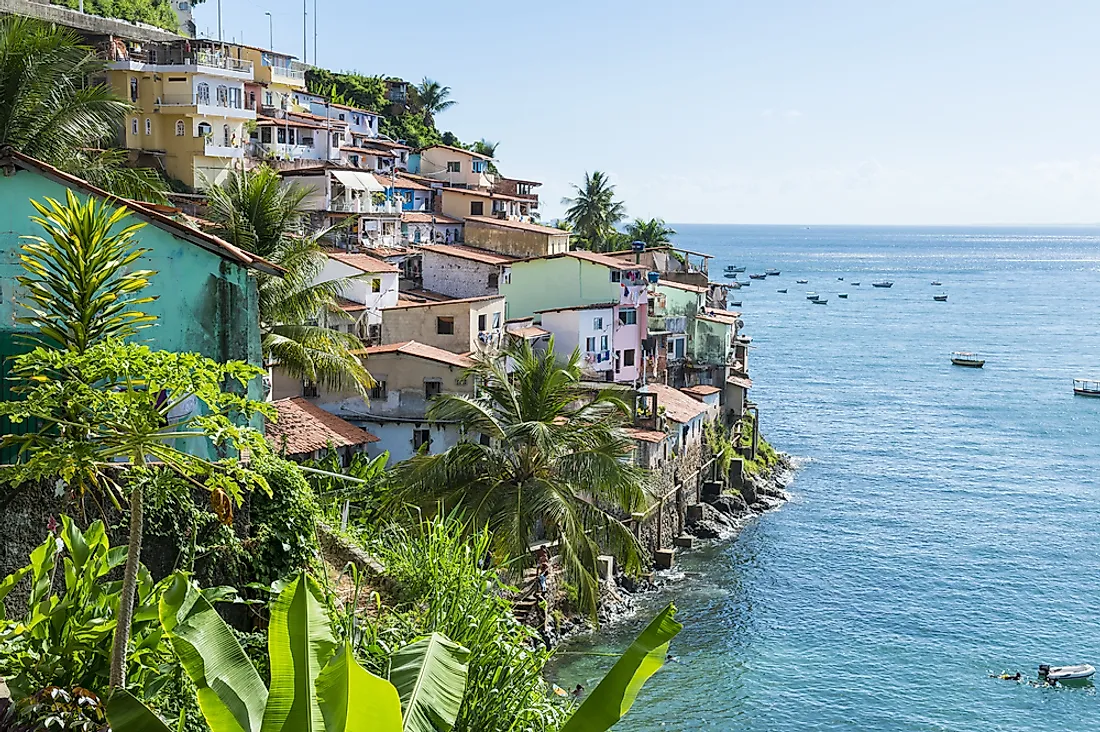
[
  {"x1": 851, "y1": 282, "x2": 861, "y2": 286},
  {"x1": 728, "y1": 281, "x2": 742, "y2": 289},
  {"x1": 838, "y1": 293, "x2": 848, "y2": 299},
  {"x1": 1073, "y1": 378, "x2": 1100, "y2": 397},
  {"x1": 951, "y1": 352, "x2": 985, "y2": 368},
  {"x1": 812, "y1": 298, "x2": 828, "y2": 305},
  {"x1": 805, "y1": 292, "x2": 819, "y2": 300},
  {"x1": 933, "y1": 294, "x2": 948, "y2": 302},
  {"x1": 729, "y1": 300, "x2": 742, "y2": 307},
  {"x1": 777, "y1": 288, "x2": 787, "y2": 293},
  {"x1": 931, "y1": 281, "x2": 942, "y2": 286},
  {"x1": 740, "y1": 280, "x2": 751, "y2": 287},
  {"x1": 872, "y1": 281, "x2": 894, "y2": 288},
  {"x1": 725, "y1": 265, "x2": 746, "y2": 273},
  {"x1": 749, "y1": 273, "x2": 768, "y2": 280},
  {"x1": 796, "y1": 279, "x2": 808, "y2": 284},
  {"x1": 838, "y1": 276, "x2": 844, "y2": 281},
  {"x1": 765, "y1": 269, "x2": 781, "y2": 276},
  {"x1": 1041, "y1": 664, "x2": 1095, "y2": 682},
  {"x1": 723, "y1": 272, "x2": 739, "y2": 279}
]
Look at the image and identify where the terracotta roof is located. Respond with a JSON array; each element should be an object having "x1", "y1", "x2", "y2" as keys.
[
  {"x1": 267, "y1": 397, "x2": 378, "y2": 456},
  {"x1": 0, "y1": 148, "x2": 283, "y2": 276},
  {"x1": 256, "y1": 115, "x2": 329, "y2": 131},
  {"x1": 358, "y1": 341, "x2": 474, "y2": 369},
  {"x1": 708, "y1": 308, "x2": 742, "y2": 319},
  {"x1": 416, "y1": 244, "x2": 515, "y2": 265},
  {"x1": 336, "y1": 297, "x2": 368, "y2": 312},
  {"x1": 398, "y1": 288, "x2": 455, "y2": 303},
  {"x1": 401, "y1": 211, "x2": 462, "y2": 225},
  {"x1": 657, "y1": 279, "x2": 708, "y2": 294},
  {"x1": 286, "y1": 110, "x2": 348, "y2": 126},
  {"x1": 378, "y1": 175, "x2": 431, "y2": 191},
  {"x1": 625, "y1": 426, "x2": 669, "y2": 444},
  {"x1": 419, "y1": 144, "x2": 493, "y2": 160},
  {"x1": 727, "y1": 374, "x2": 753, "y2": 390},
  {"x1": 643, "y1": 383, "x2": 709, "y2": 424},
  {"x1": 697, "y1": 312, "x2": 738, "y2": 327},
  {"x1": 681, "y1": 384, "x2": 722, "y2": 398},
  {"x1": 362, "y1": 137, "x2": 410, "y2": 150},
  {"x1": 384, "y1": 294, "x2": 504, "y2": 311},
  {"x1": 534, "y1": 302, "x2": 617, "y2": 314},
  {"x1": 514, "y1": 250, "x2": 645, "y2": 271},
  {"x1": 507, "y1": 325, "x2": 551, "y2": 339},
  {"x1": 326, "y1": 252, "x2": 399, "y2": 273}
]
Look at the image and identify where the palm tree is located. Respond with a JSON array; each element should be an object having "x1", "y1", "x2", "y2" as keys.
[
  {"x1": 393, "y1": 339, "x2": 649, "y2": 617},
  {"x1": 0, "y1": 16, "x2": 166, "y2": 201},
  {"x1": 205, "y1": 166, "x2": 373, "y2": 394},
  {"x1": 414, "y1": 78, "x2": 457, "y2": 126},
  {"x1": 561, "y1": 171, "x2": 626, "y2": 252},
  {"x1": 626, "y1": 218, "x2": 677, "y2": 248},
  {"x1": 471, "y1": 139, "x2": 498, "y2": 174}
]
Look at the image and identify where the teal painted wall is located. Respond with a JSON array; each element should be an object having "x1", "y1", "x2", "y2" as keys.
[
  {"x1": 0, "y1": 169, "x2": 261, "y2": 368},
  {"x1": 500, "y1": 257, "x2": 620, "y2": 319}
]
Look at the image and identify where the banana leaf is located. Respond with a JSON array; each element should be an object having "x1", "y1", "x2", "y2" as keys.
[
  {"x1": 106, "y1": 689, "x2": 174, "y2": 732},
  {"x1": 560, "y1": 603, "x2": 682, "y2": 732},
  {"x1": 316, "y1": 641, "x2": 403, "y2": 732},
  {"x1": 388, "y1": 633, "x2": 470, "y2": 732},
  {"x1": 260, "y1": 571, "x2": 336, "y2": 732},
  {"x1": 160, "y1": 573, "x2": 268, "y2": 732}
]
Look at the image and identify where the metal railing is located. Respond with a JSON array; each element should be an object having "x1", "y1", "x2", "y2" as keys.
[
  {"x1": 157, "y1": 94, "x2": 246, "y2": 110},
  {"x1": 195, "y1": 52, "x2": 253, "y2": 73}
]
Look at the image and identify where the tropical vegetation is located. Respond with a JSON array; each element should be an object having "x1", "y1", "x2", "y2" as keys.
[
  {"x1": 626, "y1": 217, "x2": 677, "y2": 248},
  {"x1": 50, "y1": 0, "x2": 186, "y2": 33},
  {"x1": 204, "y1": 165, "x2": 374, "y2": 394},
  {"x1": 413, "y1": 78, "x2": 457, "y2": 126},
  {"x1": 561, "y1": 171, "x2": 627, "y2": 252},
  {"x1": 0, "y1": 16, "x2": 166, "y2": 201}
]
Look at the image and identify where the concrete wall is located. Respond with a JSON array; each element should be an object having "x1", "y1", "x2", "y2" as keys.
[
  {"x1": 353, "y1": 419, "x2": 463, "y2": 464},
  {"x1": 464, "y1": 220, "x2": 568, "y2": 259},
  {"x1": 540, "y1": 306, "x2": 616, "y2": 377},
  {"x1": 420, "y1": 252, "x2": 502, "y2": 299},
  {"x1": 440, "y1": 189, "x2": 492, "y2": 220},
  {"x1": 694, "y1": 317, "x2": 734, "y2": 366},
  {"x1": 502, "y1": 258, "x2": 621, "y2": 320},
  {"x1": 317, "y1": 258, "x2": 399, "y2": 326},
  {"x1": 382, "y1": 297, "x2": 505, "y2": 353}
]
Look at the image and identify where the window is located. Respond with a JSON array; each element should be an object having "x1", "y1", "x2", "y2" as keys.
[
  {"x1": 413, "y1": 428, "x2": 431, "y2": 451},
  {"x1": 478, "y1": 314, "x2": 487, "y2": 331},
  {"x1": 593, "y1": 316, "x2": 603, "y2": 330},
  {"x1": 197, "y1": 121, "x2": 211, "y2": 138},
  {"x1": 175, "y1": 120, "x2": 185, "y2": 136},
  {"x1": 216, "y1": 85, "x2": 228, "y2": 106},
  {"x1": 223, "y1": 124, "x2": 231, "y2": 145},
  {"x1": 585, "y1": 337, "x2": 597, "y2": 352},
  {"x1": 131, "y1": 118, "x2": 138, "y2": 135},
  {"x1": 488, "y1": 272, "x2": 499, "y2": 289},
  {"x1": 479, "y1": 433, "x2": 491, "y2": 447},
  {"x1": 425, "y1": 381, "x2": 442, "y2": 398},
  {"x1": 144, "y1": 118, "x2": 152, "y2": 135},
  {"x1": 178, "y1": 1, "x2": 189, "y2": 9},
  {"x1": 437, "y1": 316, "x2": 455, "y2": 335},
  {"x1": 470, "y1": 201, "x2": 483, "y2": 216},
  {"x1": 196, "y1": 82, "x2": 210, "y2": 105},
  {"x1": 277, "y1": 127, "x2": 286, "y2": 143},
  {"x1": 302, "y1": 380, "x2": 319, "y2": 398},
  {"x1": 264, "y1": 91, "x2": 273, "y2": 106},
  {"x1": 129, "y1": 77, "x2": 138, "y2": 102},
  {"x1": 623, "y1": 349, "x2": 636, "y2": 367},
  {"x1": 249, "y1": 91, "x2": 256, "y2": 109},
  {"x1": 353, "y1": 114, "x2": 361, "y2": 125},
  {"x1": 472, "y1": 160, "x2": 486, "y2": 173},
  {"x1": 618, "y1": 308, "x2": 637, "y2": 326},
  {"x1": 446, "y1": 161, "x2": 461, "y2": 173},
  {"x1": 600, "y1": 335, "x2": 609, "y2": 350},
  {"x1": 261, "y1": 126, "x2": 272, "y2": 143},
  {"x1": 610, "y1": 271, "x2": 621, "y2": 283},
  {"x1": 228, "y1": 87, "x2": 242, "y2": 108},
  {"x1": 370, "y1": 380, "x2": 386, "y2": 399},
  {"x1": 371, "y1": 278, "x2": 381, "y2": 293},
  {"x1": 338, "y1": 113, "x2": 345, "y2": 121},
  {"x1": 492, "y1": 312, "x2": 501, "y2": 328}
]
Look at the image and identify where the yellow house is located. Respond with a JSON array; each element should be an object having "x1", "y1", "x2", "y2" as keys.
[
  {"x1": 225, "y1": 43, "x2": 309, "y2": 115},
  {"x1": 107, "y1": 39, "x2": 256, "y2": 189},
  {"x1": 415, "y1": 145, "x2": 495, "y2": 190}
]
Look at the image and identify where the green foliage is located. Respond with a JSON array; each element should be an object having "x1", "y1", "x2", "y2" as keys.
[
  {"x1": 412, "y1": 78, "x2": 456, "y2": 126},
  {"x1": 16, "y1": 191, "x2": 157, "y2": 353},
  {"x1": 739, "y1": 413, "x2": 779, "y2": 475},
  {"x1": 624, "y1": 218, "x2": 676, "y2": 249},
  {"x1": 703, "y1": 419, "x2": 736, "y2": 476},
  {"x1": 249, "y1": 455, "x2": 322, "y2": 586},
  {"x1": 302, "y1": 449, "x2": 391, "y2": 527},
  {"x1": 0, "y1": 518, "x2": 170, "y2": 702},
  {"x1": 388, "y1": 633, "x2": 469, "y2": 732},
  {"x1": 49, "y1": 0, "x2": 181, "y2": 32},
  {"x1": 0, "y1": 16, "x2": 167, "y2": 201},
  {"x1": 561, "y1": 172, "x2": 626, "y2": 252},
  {"x1": 393, "y1": 339, "x2": 649, "y2": 618}
]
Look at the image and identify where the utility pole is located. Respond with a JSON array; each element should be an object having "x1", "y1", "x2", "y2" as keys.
[
  {"x1": 217, "y1": 0, "x2": 222, "y2": 42},
  {"x1": 265, "y1": 12, "x2": 273, "y2": 49},
  {"x1": 313, "y1": 0, "x2": 318, "y2": 66},
  {"x1": 303, "y1": 0, "x2": 307, "y2": 63}
]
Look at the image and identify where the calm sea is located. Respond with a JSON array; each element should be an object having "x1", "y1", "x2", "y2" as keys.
[{"x1": 548, "y1": 225, "x2": 1100, "y2": 731}]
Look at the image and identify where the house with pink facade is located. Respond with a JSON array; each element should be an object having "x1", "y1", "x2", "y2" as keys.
[{"x1": 536, "y1": 300, "x2": 644, "y2": 384}]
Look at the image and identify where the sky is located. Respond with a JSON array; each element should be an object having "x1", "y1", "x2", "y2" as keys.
[{"x1": 196, "y1": 0, "x2": 1100, "y2": 225}]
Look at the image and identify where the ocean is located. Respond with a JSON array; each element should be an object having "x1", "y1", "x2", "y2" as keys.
[{"x1": 547, "y1": 225, "x2": 1100, "y2": 731}]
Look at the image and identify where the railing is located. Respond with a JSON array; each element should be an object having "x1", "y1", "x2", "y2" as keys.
[
  {"x1": 204, "y1": 141, "x2": 244, "y2": 158},
  {"x1": 330, "y1": 199, "x2": 401, "y2": 214},
  {"x1": 269, "y1": 65, "x2": 307, "y2": 82},
  {"x1": 157, "y1": 94, "x2": 247, "y2": 111},
  {"x1": 195, "y1": 51, "x2": 253, "y2": 74}
]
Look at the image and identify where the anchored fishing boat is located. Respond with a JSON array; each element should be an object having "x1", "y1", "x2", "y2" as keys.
[
  {"x1": 838, "y1": 293, "x2": 848, "y2": 299},
  {"x1": 725, "y1": 265, "x2": 746, "y2": 273},
  {"x1": 729, "y1": 300, "x2": 742, "y2": 307},
  {"x1": 851, "y1": 281, "x2": 861, "y2": 286},
  {"x1": 766, "y1": 269, "x2": 781, "y2": 276},
  {"x1": 1073, "y1": 379, "x2": 1100, "y2": 397},
  {"x1": 812, "y1": 298, "x2": 828, "y2": 305},
  {"x1": 872, "y1": 281, "x2": 894, "y2": 288},
  {"x1": 951, "y1": 352, "x2": 985, "y2": 368},
  {"x1": 806, "y1": 292, "x2": 820, "y2": 301},
  {"x1": 777, "y1": 288, "x2": 787, "y2": 293},
  {"x1": 931, "y1": 280, "x2": 942, "y2": 286},
  {"x1": 796, "y1": 279, "x2": 809, "y2": 284},
  {"x1": 749, "y1": 273, "x2": 768, "y2": 280},
  {"x1": 933, "y1": 294, "x2": 948, "y2": 302},
  {"x1": 723, "y1": 272, "x2": 739, "y2": 279}
]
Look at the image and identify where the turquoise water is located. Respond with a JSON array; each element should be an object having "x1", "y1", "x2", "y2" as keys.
[{"x1": 549, "y1": 225, "x2": 1100, "y2": 730}]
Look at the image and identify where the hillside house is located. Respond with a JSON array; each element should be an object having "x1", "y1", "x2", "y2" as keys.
[{"x1": 382, "y1": 295, "x2": 506, "y2": 354}]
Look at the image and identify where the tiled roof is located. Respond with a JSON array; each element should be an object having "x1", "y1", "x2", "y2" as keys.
[
  {"x1": 625, "y1": 426, "x2": 669, "y2": 444},
  {"x1": 416, "y1": 244, "x2": 515, "y2": 265},
  {"x1": 727, "y1": 374, "x2": 753, "y2": 390},
  {"x1": 514, "y1": 250, "x2": 644, "y2": 271},
  {"x1": 267, "y1": 397, "x2": 378, "y2": 456},
  {"x1": 1, "y1": 148, "x2": 283, "y2": 276},
  {"x1": 534, "y1": 302, "x2": 617, "y2": 314},
  {"x1": 336, "y1": 297, "x2": 368, "y2": 312},
  {"x1": 401, "y1": 211, "x2": 462, "y2": 224},
  {"x1": 378, "y1": 175, "x2": 431, "y2": 191},
  {"x1": 384, "y1": 294, "x2": 504, "y2": 310},
  {"x1": 341, "y1": 146, "x2": 396, "y2": 157},
  {"x1": 507, "y1": 325, "x2": 551, "y2": 339},
  {"x1": 419, "y1": 144, "x2": 493, "y2": 160},
  {"x1": 708, "y1": 308, "x2": 742, "y2": 319},
  {"x1": 681, "y1": 384, "x2": 722, "y2": 397},
  {"x1": 359, "y1": 341, "x2": 474, "y2": 369},
  {"x1": 697, "y1": 312, "x2": 738, "y2": 327},
  {"x1": 465, "y1": 216, "x2": 569, "y2": 236},
  {"x1": 326, "y1": 251, "x2": 399, "y2": 273},
  {"x1": 658, "y1": 279, "x2": 708, "y2": 293},
  {"x1": 642, "y1": 383, "x2": 709, "y2": 424}
]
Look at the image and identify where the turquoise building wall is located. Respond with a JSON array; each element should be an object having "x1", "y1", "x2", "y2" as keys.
[{"x1": 500, "y1": 257, "x2": 621, "y2": 319}]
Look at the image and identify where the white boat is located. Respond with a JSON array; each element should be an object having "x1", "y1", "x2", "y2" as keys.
[
  {"x1": 812, "y1": 298, "x2": 828, "y2": 305},
  {"x1": 726, "y1": 266, "x2": 746, "y2": 273},
  {"x1": 951, "y1": 352, "x2": 985, "y2": 368},
  {"x1": 796, "y1": 279, "x2": 809, "y2": 284},
  {"x1": 766, "y1": 269, "x2": 781, "y2": 276},
  {"x1": 749, "y1": 273, "x2": 768, "y2": 280},
  {"x1": 1041, "y1": 663, "x2": 1095, "y2": 682},
  {"x1": 931, "y1": 281, "x2": 942, "y2": 286},
  {"x1": 806, "y1": 292, "x2": 819, "y2": 300},
  {"x1": 729, "y1": 300, "x2": 742, "y2": 307},
  {"x1": 851, "y1": 282, "x2": 861, "y2": 286},
  {"x1": 1073, "y1": 378, "x2": 1100, "y2": 397}
]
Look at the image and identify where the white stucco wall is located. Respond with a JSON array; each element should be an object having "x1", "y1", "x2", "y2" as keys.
[{"x1": 540, "y1": 307, "x2": 614, "y2": 373}]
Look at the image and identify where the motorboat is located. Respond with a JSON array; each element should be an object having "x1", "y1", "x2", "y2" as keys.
[
  {"x1": 725, "y1": 265, "x2": 746, "y2": 273},
  {"x1": 931, "y1": 281, "x2": 942, "y2": 286},
  {"x1": 740, "y1": 280, "x2": 751, "y2": 287},
  {"x1": 749, "y1": 273, "x2": 768, "y2": 280},
  {"x1": 777, "y1": 288, "x2": 787, "y2": 293},
  {"x1": 838, "y1": 276, "x2": 844, "y2": 281},
  {"x1": 933, "y1": 294, "x2": 948, "y2": 302},
  {"x1": 838, "y1": 293, "x2": 849, "y2": 299},
  {"x1": 851, "y1": 282, "x2": 861, "y2": 286},
  {"x1": 812, "y1": 298, "x2": 828, "y2": 305},
  {"x1": 796, "y1": 279, "x2": 809, "y2": 284},
  {"x1": 728, "y1": 281, "x2": 743, "y2": 289},
  {"x1": 1040, "y1": 664, "x2": 1095, "y2": 682},
  {"x1": 872, "y1": 281, "x2": 894, "y2": 288},
  {"x1": 951, "y1": 352, "x2": 985, "y2": 368},
  {"x1": 729, "y1": 300, "x2": 742, "y2": 307},
  {"x1": 806, "y1": 292, "x2": 820, "y2": 301},
  {"x1": 723, "y1": 272, "x2": 739, "y2": 279},
  {"x1": 766, "y1": 269, "x2": 781, "y2": 276},
  {"x1": 1073, "y1": 378, "x2": 1100, "y2": 397}
]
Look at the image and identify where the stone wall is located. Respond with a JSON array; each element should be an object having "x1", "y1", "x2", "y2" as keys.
[
  {"x1": 633, "y1": 438, "x2": 707, "y2": 560},
  {"x1": 420, "y1": 254, "x2": 499, "y2": 299}
]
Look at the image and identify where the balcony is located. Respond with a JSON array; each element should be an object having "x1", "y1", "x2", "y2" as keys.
[
  {"x1": 156, "y1": 94, "x2": 256, "y2": 120},
  {"x1": 265, "y1": 60, "x2": 309, "y2": 86},
  {"x1": 203, "y1": 141, "x2": 244, "y2": 158},
  {"x1": 108, "y1": 51, "x2": 253, "y2": 80},
  {"x1": 250, "y1": 141, "x2": 321, "y2": 161},
  {"x1": 329, "y1": 199, "x2": 402, "y2": 215}
]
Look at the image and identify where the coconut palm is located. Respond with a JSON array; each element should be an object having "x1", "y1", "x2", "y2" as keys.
[
  {"x1": 0, "y1": 16, "x2": 166, "y2": 201},
  {"x1": 204, "y1": 166, "x2": 373, "y2": 394},
  {"x1": 561, "y1": 171, "x2": 626, "y2": 252},
  {"x1": 414, "y1": 78, "x2": 456, "y2": 125},
  {"x1": 471, "y1": 139, "x2": 499, "y2": 174},
  {"x1": 626, "y1": 218, "x2": 676, "y2": 248},
  {"x1": 392, "y1": 339, "x2": 649, "y2": 617}
]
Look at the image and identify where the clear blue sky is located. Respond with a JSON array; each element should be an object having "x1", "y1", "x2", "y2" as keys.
[{"x1": 197, "y1": 0, "x2": 1100, "y2": 225}]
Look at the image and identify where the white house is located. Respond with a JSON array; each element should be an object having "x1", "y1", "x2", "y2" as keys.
[
  {"x1": 537, "y1": 303, "x2": 617, "y2": 380},
  {"x1": 318, "y1": 251, "x2": 400, "y2": 344}
]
